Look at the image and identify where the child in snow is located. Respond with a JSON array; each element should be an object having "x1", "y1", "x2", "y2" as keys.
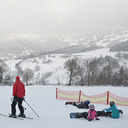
[
  {"x1": 75, "y1": 104, "x2": 100, "y2": 121},
  {"x1": 102, "y1": 101, "x2": 121, "y2": 118},
  {"x1": 65, "y1": 100, "x2": 90, "y2": 109},
  {"x1": 97, "y1": 101, "x2": 123, "y2": 118}
]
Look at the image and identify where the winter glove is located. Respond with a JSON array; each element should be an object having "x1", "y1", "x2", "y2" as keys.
[
  {"x1": 119, "y1": 110, "x2": 123, "y2": 114},
  {"x1": 103, "y1": 109, "x2": 107, "y2": 112},
  {"x1": 88, "y1": 118, "x2": 92, "y2": 121},
  {"x1": 11, "y1": 96, "x2": 14, "y2": 101},
  {"x1": 96, "y1": 118, "x2": 100, "y2": 120},
  {"x1": 23, "y1": 96, "x2": 25, "y2": 101}
]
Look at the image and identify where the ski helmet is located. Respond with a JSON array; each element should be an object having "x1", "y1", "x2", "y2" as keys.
[
  {"x1": 89, "y1": 104, "x2": 95, "y2": 110},
  {"x1": 109, "y1": 101, "x2": 115, "y2": 106},
  {"x1": 85, "y1": 100, "x2": 90, "y2": 104}
]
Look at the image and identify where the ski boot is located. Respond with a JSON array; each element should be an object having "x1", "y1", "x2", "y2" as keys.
[
  {"x1": 18, "y1": 113, "x2": 26, "y2": 118},
  {"x1": 9, "y1": 114, "x2": 17, "y2": 118}
]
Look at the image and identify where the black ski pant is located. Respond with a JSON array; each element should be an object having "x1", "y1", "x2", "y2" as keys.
[
  {"x1": 76, "y1": 112, "x2": 88, "y2": 119},
  {"x1": 96, "y1": 110, "x2": 123, "y2": 117},
  {"x1": 96, "y1": 111, "x2": 111, "y2": 117},
  {"x1": 11, "y1": 95, "x2": 24, "y2": 115}
]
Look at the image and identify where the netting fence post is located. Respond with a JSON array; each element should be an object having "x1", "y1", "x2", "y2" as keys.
[
  {"x1": 107, "y1": 91, "x2": 109, "y2": 105},
  {"x1": 56, "y1": 88, "x2": 58, "y2": 99},
  {"x1": 79, "y1": 90, "x2": 81, "y2": 102}
]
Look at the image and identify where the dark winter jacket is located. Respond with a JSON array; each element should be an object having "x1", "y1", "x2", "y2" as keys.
[
  {"x1": 77, "y1": 102, "x2": 89, "y2": 109},
  {"x1": 13, "y1": 80, "x2": 25, "y2": 98},
  {"x1": 73, "y1": 102, "x2": 89, "y2": 109}
]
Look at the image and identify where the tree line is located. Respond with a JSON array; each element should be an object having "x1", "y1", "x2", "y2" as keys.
[
  {"x1": 0, "y1": 54, "x2": 128, "y2": 86},
  {"x1": 110, "y1": 41, "x2": 128, "y2": 52},
  {"x1": 0, "y1": 59, "x2": 51, "y2": 86},
  {"x1": 65, "y1": 55, "x2": 128, "y2": 86}
]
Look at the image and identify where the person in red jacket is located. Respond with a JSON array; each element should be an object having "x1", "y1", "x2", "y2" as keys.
[{"x1": 9, "y1": 76, "x2": 26, "y2": 118}]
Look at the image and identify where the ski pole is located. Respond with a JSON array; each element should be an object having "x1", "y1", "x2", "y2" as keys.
[{"x1": 24, "y1": 100, "x2": 39, "y2": 117}]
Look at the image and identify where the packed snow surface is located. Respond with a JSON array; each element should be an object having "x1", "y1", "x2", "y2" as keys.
[{"x1": 0, "y1": 85, "x2": 128, "y2": 128}]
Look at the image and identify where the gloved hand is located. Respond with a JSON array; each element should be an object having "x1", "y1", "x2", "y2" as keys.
[
  {"x1": 23, "y1": 96, "x2": 25, "y2": 101},
  {"x1": 103, "y1": 108, "x2": 107, "y2": 112},
  {"x1": 88, "y1": 118, "x2": 92, "y2": 121},
  {"x1": 11, "y1": 96, "x2": 14, "y2": 101},
  {"x1": 96, "y1": 118, "x2": 100, "y2": 120}
]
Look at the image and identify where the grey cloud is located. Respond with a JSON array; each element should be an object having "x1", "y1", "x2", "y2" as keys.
[{"x1": 0, "y1": 0, "x2": 128, "y2": 35}]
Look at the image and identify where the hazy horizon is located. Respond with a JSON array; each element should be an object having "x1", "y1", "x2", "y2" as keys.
[{"x1": 0, "y1": 0, "x2": 128, "y2": 35}]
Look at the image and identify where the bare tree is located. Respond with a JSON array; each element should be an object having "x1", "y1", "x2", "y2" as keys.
[
  {"x1": 84, "y1": 58, "x2": 101, "y2": 86},
  {"x1": 0, "y1": 60, "x2": 7, "y2": 84},
  {"x1": 15, "y1": 61, "x2": 24, "y2": 76},
  {"x1": 3, "y1": 74, "x2": 12, "y2": 86},
  {"x1": 38, "y1": 72, "x2": 51, "y2": 85},
  {"x1": 56, "y1": 75, "x2": 60, "y2": 85},
  {"x1": 102, "y1": 64, "x2": 113, "y2": 85},
  {"x1": 65, "y1": 58, "x2": 78, "y2": 86},
  {"x1": 75, "y1": 59, "x2": 87, "y2": 86},
  {"x1": 23, "y1": 68, "x2": 34, "y2": 86}
]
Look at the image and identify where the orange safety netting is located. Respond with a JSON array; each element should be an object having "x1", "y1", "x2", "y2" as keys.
[
  {"x1": 109, "y1": 92, "x2": 128, "y2": 106},
  {"x1": 81, "y1": 91, "x2": 107, "y2": 105},
  {"x1": 56, "y1": 88, "x2": 80, "y2": 102},
  {"x1": 56, "y1": 88, "x2": 128, "y2": 106}
]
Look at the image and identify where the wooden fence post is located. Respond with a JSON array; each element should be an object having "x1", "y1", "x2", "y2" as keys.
[
  {"x1": 56, "y1": 88, "x2": 58, "y2": 99},
  {"x1": 107, "y1": 91, "x2": 109, "y2": 105},
  {"x1": 79, "y1": 90, "x2": 81, "y2": 102}
]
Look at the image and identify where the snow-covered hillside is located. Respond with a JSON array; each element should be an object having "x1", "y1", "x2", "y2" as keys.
[
  {"x1": 1, "y1": 28, "x2": 128, "y2": 59},
  {"x1": 94, "y1": 29, "x2": 128, "y2": 47},
  {"x1": 1, "y1": 28, "x2": 128, "y2": 85},
  {"x1": 5, "y1": 47, "x2": 128, "y2": 85},
  {"x1": 0, "y1": 85, "x2": 128, "y2": 128}
]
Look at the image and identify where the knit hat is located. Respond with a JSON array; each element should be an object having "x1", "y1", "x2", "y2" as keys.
[{"x1": 16, "y1": 76, "x2": 20, "y2": 80}]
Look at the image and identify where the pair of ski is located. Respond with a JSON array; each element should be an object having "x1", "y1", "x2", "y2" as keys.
[{"x1": 0, "y1": 113, "x2": 33, "y2": 120}]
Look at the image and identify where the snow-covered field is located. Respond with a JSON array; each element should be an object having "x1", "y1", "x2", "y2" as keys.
[{"x1": 0, "y1": 85, "x2": 128, "y2": 128}]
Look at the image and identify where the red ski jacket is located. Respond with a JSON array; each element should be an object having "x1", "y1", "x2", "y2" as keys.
[{"x1": 13, "y1": 80, "x2": 25, "y2": 98}]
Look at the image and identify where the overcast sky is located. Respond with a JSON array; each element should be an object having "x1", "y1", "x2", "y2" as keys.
[{"x1": 0, "y1": 0, "x2": 128, "y2": 35}]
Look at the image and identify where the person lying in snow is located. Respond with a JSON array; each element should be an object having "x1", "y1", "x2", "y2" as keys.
[
  {"x1": 96, "y1": 101, "x2": 123, "y2": 118},
  {"x1": 65, "y1": 100, "x2": 90, "y2": 109},
  {"x1": 73, "y1": 104, "x2": 100, "y2": 121}
]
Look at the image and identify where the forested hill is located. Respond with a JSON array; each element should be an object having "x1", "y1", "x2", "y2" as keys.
[
  {"x1": 1, "y1": 48, "x2": 127, "y2": 87},
  {"x1": 110, "y1": 41, "x2": 128, "y2": 52}
]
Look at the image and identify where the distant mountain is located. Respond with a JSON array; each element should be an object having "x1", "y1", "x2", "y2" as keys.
[
  {"x1": 42, "y1": 29, "x2": 128, "y2": 54},
  {"x1": 0, "y1": 28, "x2": 128, "y2": 60}
]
